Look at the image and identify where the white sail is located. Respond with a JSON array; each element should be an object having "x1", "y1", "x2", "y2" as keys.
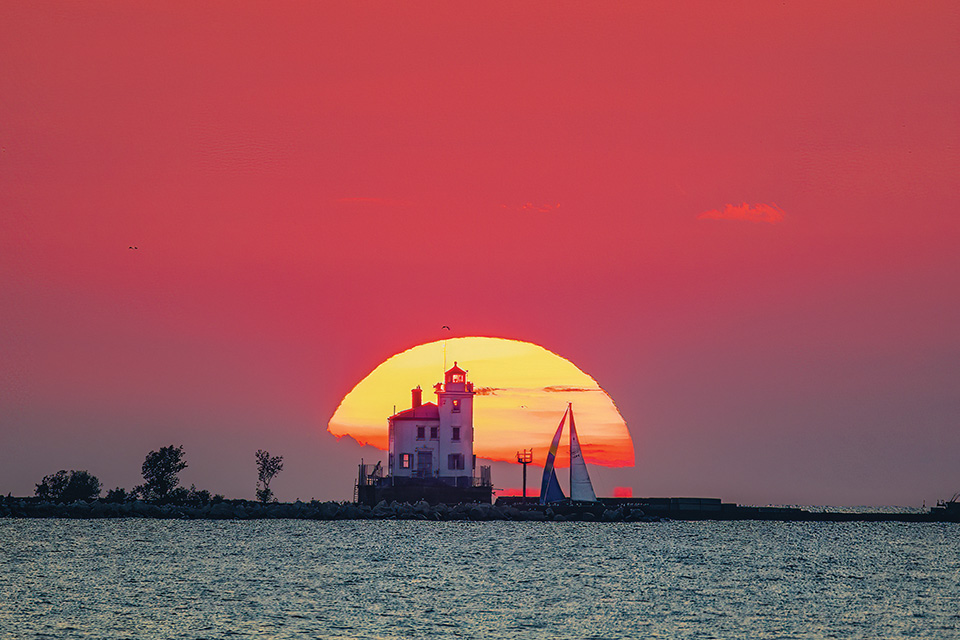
[{"x1": 568, "y1": 404, "x2": 597, "y2": 502}]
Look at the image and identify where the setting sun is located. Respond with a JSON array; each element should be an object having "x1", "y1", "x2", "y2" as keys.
[{"x1": 328, "y1": 337, "x2": 634, "y2": 467}]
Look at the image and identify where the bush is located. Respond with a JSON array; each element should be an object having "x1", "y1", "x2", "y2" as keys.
[
  {"x1": 189, "y1": 487, "x2": 212, "y2": 505},
  {"x1": 35, "y1": 470, "x2": 101, "y2": 502},
  {"x1": 105, "y1": 487, "x2": 130, "y2": 502},
  {"x1": 154, "y1": 484, "x2": 215, "y2": 506}
]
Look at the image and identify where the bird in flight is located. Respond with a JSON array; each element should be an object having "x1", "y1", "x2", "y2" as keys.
[
  {"x1": 441, "y1": 325, "x2": 450, "y2": 330},
  {"x1": 128, "y1": 246, "x2": 138, "y2": 250}
]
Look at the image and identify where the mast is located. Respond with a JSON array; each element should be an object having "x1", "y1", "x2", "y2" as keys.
[
  {"x1": 568, "y1": 403, "x2": 597, "y2": 502},
  {"x1": 516, "y1": 449, "x2": 533, "y2": 501}
]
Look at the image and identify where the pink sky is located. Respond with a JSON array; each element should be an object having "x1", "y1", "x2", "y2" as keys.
[{"x1": 2, "y1": 3, "x2": 958, "y2": 505}]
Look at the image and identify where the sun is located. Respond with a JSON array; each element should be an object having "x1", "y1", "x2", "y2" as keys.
[{"x1": 328, "y1": 337, "x2": 634, "y2": 467}]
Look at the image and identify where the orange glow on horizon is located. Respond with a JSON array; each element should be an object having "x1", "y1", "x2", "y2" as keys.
[
  {"x1": 328, "y1": 337, "x2": 635, "y2": 467},
  {"x1": 497, "y1": 488, "x2": 540, "y2": 498}
]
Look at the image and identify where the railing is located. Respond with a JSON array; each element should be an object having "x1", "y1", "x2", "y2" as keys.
[
  {"x1": 357, "y1": 462, "x2": 384, "y2": 487},
  {"x1": 360, "y1": 462, "x2": 494, "y2": 488},
  {"x1": 474, "y1": 465, "x2": 493, "y2": 487}
]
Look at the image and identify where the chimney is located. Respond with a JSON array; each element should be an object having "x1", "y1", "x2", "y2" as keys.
[{"x1": 412, "y1": 386, "x2": 422, "y2": 408}]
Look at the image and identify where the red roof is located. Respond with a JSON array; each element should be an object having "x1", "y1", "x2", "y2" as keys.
[
  {"x1": 446, "y1": 362, "x2": 466, "y2": 375},
  {"x1": 390, "y1": 402, "x2": 439, "y2": 421}
]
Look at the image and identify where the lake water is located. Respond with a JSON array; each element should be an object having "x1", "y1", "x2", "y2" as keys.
[{"x1": 2, "y1": 519, "x2": 958, "y2": 639}]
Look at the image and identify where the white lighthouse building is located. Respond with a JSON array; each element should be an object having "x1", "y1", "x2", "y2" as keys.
[
  {"x1": 388, "y1": 363, "x2": 477, "y2": 487},
  {"x1": 357, "y1": 362, "x2": 492, "y2": 504}
]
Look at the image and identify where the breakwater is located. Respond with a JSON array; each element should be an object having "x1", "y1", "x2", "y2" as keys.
[
  {"x1": 3, "y1": 496, "x2": 958, "y2": 522},
  {"x1": 0, "y1": 497, "x2": 653, "y2": 521}
]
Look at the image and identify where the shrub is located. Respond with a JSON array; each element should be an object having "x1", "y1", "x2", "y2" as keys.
[{"x1": 35, "y1": 470, "x2": 101, "y2": 502}]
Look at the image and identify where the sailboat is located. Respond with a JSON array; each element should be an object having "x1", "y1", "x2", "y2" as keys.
[{"x1": 540, "y1": 403, "x2": 598, "y2": 504}]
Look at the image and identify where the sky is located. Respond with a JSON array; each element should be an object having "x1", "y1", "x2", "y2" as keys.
[{"x1": 2, "y1": 2, "x2": 958, "y2": 506}]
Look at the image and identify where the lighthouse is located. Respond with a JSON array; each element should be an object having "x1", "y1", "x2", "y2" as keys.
[
  {"x1": 357, "y1": 363, "x2": 492, "y2": 505},
  {"x1": 388, "y1": 363, "x2": 476, "y2": 486}
]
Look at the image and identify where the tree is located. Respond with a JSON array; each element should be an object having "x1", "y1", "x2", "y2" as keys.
[
  {"x1": 35, "y1": 470, "x2": 101, "y2": 502},
  {"x1": 61, "y1": 471, "x2": 101, "y2": 502},
  {"x1": 35, "y1": 470, "x2": 69, "y2": 500},
  {"x1": 255, "y1": 449, "x2": 284, "y2": 503},
  {"x1": 140, "y1": 445, "x2": 187, "y2": 501}
]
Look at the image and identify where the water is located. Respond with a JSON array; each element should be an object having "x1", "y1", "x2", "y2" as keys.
[{"x1": 2, "y1": 519, "x2": 958, "y2": 639}]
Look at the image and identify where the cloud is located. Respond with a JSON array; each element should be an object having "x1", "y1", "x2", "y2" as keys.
[
  {"x1": 542, "y1": 386, "x2": 595, "y2": 393},
  {"x1": 698, "y1": 202, "x2": 785, "y2": 224}
]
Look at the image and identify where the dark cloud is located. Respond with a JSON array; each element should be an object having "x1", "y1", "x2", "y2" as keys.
[
  {"x1": 543, "y1": 386, "x2": 595, "y2": 393},
  {"x1": 473, "y1": 387, "x2": 501, "y2": 396}
]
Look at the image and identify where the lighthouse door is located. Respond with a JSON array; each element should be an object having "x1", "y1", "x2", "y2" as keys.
[{"x1": 416, "y1": 451, "x2": 433, "y2": 478}]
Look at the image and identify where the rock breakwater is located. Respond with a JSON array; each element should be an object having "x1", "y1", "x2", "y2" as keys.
[{"x1": 0, "y1": 497, "x2": 658, "y2": 522}]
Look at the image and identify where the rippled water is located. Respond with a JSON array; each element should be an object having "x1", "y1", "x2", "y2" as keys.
[{"x1": 2, "y1": 519, "x2": 958, "y2": 639}]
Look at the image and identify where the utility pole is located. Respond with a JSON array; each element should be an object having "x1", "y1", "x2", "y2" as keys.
[{"x1": 516, "y1": 449, "x2": 533, "y2": 502}]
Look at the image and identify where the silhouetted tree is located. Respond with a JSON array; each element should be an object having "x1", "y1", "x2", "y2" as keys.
[
  {"x1": 140, "y1": 445, "x2": 187, "y2": 501},
  {"x1": 62, "y1": 471, "x2": 101, "y2": 502},
  {"x1": 35, "y1": 470, "x2": 69, "y2": 500},
  {"x1": 255, "y1": 449, "x2": 284, "y2": 503},
  {"x1": 35, "y1": 470, "x2": 101, "y2": 502}
]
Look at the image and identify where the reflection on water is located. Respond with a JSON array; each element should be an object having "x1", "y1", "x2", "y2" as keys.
[{"x1": 2, "y1": 519, "x2": 958, "y2": 639}]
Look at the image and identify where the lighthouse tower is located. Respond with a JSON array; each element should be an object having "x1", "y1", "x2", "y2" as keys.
[{"x1": 435, "y1": 362, "x2": 476, "y2": 485}]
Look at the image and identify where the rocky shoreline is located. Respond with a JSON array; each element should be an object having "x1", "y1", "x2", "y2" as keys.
[
  {"x1": 5, "y1": 497, "x2": 956, "y2": 522},
  {"x1": 0, "y1": 497, "x2": 658, "y2": 522}
]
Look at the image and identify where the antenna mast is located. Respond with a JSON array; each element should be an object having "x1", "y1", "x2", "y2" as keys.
[
  {"x1": 441, "y1": 325, "x2": 451, "y2": 371},
  {"x1": 516, "y1": 449, "x2": 534, "y2": 502}
]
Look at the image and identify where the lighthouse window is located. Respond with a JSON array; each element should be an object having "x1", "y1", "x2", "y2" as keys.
[
  {"x1": 430, "y1": 426, "x2": 439, "y2": 440},
  {"x1": 453, "y1": 374, "x2": 464, "y2": 383},
  {"x1": 448, "y1": 453, "x2": 464, "y2": 470},
  {"x1": 400, "y1": 453, "x2": 412, "y2": 469},
  {"x1": 452, "y1": 399, "x2": 461, "y2": 413},
  {"x1": 452, "y1": 427, "x2": 460, "y2": 441},
  {"x1": 416, "y1": 426, "x2": 425, "y2": 440}
]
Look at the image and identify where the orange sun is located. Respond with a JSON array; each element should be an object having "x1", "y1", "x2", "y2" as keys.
[{"x1": 328, "y1": 337, "x2": 634, "y2": 467}]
